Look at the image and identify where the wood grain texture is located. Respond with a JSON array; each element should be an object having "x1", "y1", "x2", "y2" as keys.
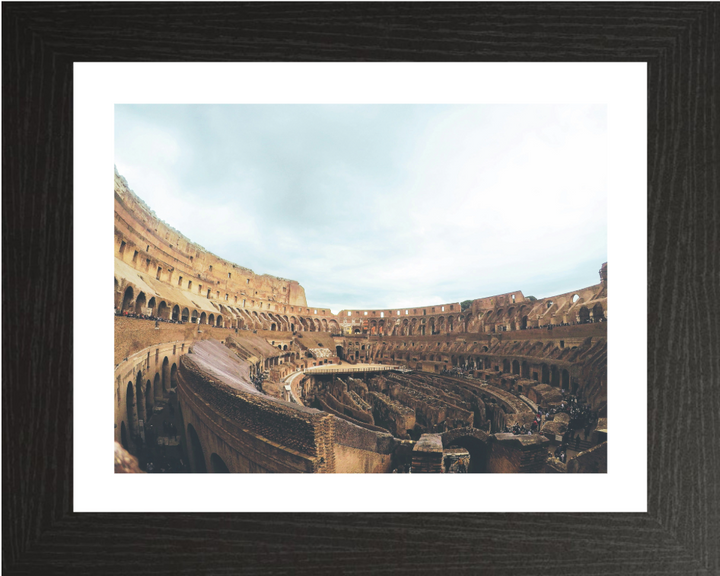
[{"x1": 2, "y1": 2, "x2": 718, "y2": 574}]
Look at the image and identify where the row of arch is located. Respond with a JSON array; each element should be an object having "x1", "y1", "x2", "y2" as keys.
[
  {"x1": 361, "y1": 315, "x2": 469, "y2": 337},
  {"x1": 479, "y1": 302, "x2": 605, "y2": 332},
  {"x1": 117, "y1": 283, "x2": 346, "y2": 334},
  {"x1": 186, "y1": 423, "x2": 229, "y2": 473},
  {"x1": 122, "y1": 357, "x2": 177, "y2": 446},
  {"x1": 119, "y1": 285, "x2": 225, "y2": 326}
]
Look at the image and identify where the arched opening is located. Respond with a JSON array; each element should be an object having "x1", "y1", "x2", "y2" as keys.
[
  {"x1": 181, "y1": 308, "x2": 189, "y2": 322},
  {"x1": 162, "y1": 357, "x2": 170, "y2": 393},
  {"x1": 521, "y1": 316, "x2": 528, "y2": 330},
  {"x1": 200, "y1": 312, "x2": 207, "y2": 325},
  {"x1": 172, "y1": 305, "x2": 180, "y2": 321},
  {"x1": 120, "y1": 421, "x2": 128, "y2": 450},
  {"x1": 562, "y1": 369, "x2": 570, "y2": 391},
  {"x1": 186, "y1": 423, "x2": 207, "y2": 473},
  {"x1": 216, "y1": 315, "x2": 223, "y2": 327},
  {"x1": 157, "y1": 301, "x2": 169, "y2": 319},
  {"x1": 336, "y1": 345, "x2": 344, "y2": 360},
  {"x1": 572, "y1": 294, "x2": 580, "y2": 303},
  {"x1": 191, "y1": 310, "x2": 198, "y2": 324},
  {"x1": 208, "y1": 314, "x2": 215, "y2": 326},
  {"x1": 121, "y1": 286, "x2": 134, "y2": 312},
  {"x1": 541, "y1": 363, "x2": 550, "y2": 384},
  {"x1": 210, "y1": 453, "x2": 230, "y2": 473},
  {"x1": 578, "y1": 306, "x2": 590, "y2": 323},
  {"x1": 592, "y1": 303, "x2": 605, "y2": 321},
  {"x1": 153, "y1": 373, "x2": 162, "y2": 403},
  {"x1": 271, "y1": 323, "x2": 276, "y2": 331},
  {"x1": 502, "y1": 359, "x2": 510, "y2": 373},
  {"x1": 512, "y1": 360, "x2": 520, "y2": 375},
  {"x1": 147, "y1": 297, "x2": 156, "y2": 315},
  {"x1": 170, "y1": 363, "x2": 178, "y2": 389},
  {"x1": 134, "y1": 292, "x2": 146, "y2": 315},
  {"x1": 551, "y1": 365, "x2": 560, "y2": 387},
  {"x1": 135, "y1": 372, "x2": 146, "y2": 423},
  {"x1": 145, "y1": 380, "x2": 153, "y2": 419},
  {"x1": 447, "y1": 437, "x2": 489, "y2": 473},
  {"x1": 521, "y1": 361, "x2": 529, "y2": 379},
  {"x1": 126, "y1": 382, "x2": 138, "y2": 438}
]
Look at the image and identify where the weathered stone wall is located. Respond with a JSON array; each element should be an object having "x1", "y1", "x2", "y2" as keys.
[
  {"x1": 567, "y1": 441, "x2": 607, "y2": 473},
  {"x1": 114, "y1": 338, "x2": 191, "y2": 454},
  {"x1": 487, "y1": 434, "x2": 550, "y2": 473},
  {"x1": 114, "y1": 171, "x2": 608, "y2": 473},
  {"x1": 179, "y1": 354, "x2": 335, "y2": 472},
  {"x1": 115, "y1": 168, "x2": 308, "y2": 308},
  {"x1": 367, "y1": 391, "x2": 416, "y2": 439}
]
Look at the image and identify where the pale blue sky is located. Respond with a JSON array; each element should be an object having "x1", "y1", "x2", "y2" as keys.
[{"x1": 115, "y1": 104, "x2": 607, "y2": 312}]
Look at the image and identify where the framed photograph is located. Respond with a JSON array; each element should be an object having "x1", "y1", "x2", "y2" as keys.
[{"x1": 4, "y1": 3, "x2": 718, "y2": 574}]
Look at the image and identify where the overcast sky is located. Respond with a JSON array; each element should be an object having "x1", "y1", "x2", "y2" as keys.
[{"x1": 115, "y1": 104, "x2": 607, "y2": 313}]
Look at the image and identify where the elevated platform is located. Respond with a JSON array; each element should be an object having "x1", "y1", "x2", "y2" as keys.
[{"x1": 303, "y1": 363, "x2": 399, "y2": 376}]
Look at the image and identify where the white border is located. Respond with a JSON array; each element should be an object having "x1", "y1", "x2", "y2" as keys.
[{"x1": 75, "y1": 63, "x2": 646, "y2": 512}]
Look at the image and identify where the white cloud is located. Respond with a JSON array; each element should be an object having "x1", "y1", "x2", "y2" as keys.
[{"x1": 115, "y1": 104, "x2": 607, "y2": 309}]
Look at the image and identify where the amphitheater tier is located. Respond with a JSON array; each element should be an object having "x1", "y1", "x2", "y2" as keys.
[{"x1": 114, "y1": 170, "x2": 608, "y2": 473}]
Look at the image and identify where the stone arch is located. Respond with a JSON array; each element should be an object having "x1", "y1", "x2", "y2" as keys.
[
  {"x1": 121, "y1": 286, "x2": 134, "y2": 312},
  {"x1": 191, "y1": 310, "x2": 198, "y2": 323},
  {"x1": 541, "y1": 363, "x2": 550, "y2": 384},
  {"x1": 135, "y1": 372, "x2": 146, "y2": 423},
  {"x1": 208, "y1": 313, "x2": 215, "y2": 326},
  {"x1": 578, "y1": 306, "x2": 590, "y2": 323},
  {"x1": 157, "y1": 301, "x2": 169, "y2": 319},
  {"x1": 271, "y1": 322, "x2": 276, "y2": 331},
  {"x1": 562, "y1": 369, "x2": 570, "y2": 390},
  {"x1": 186, "y1": 423, "x2": 207, "y2": 473},
  {"x1": 512, "y1": 360, "x2": 520, "y2": 375},
  {"x1": 171, "y1": 305, "x2": 180, "y2": 321},
  {"x1": 134, "y1": 292, "x2": 146, "y2": 315},
  {"x1": 592, "y1": 303, "x2": 605, "y2": 321},
  {"x1": 551, "y1": 364, "x2": 560, "y2": 387},
  {"x1": 502, "y1": 359, "x2": 510, "y2": 373},
  {"x1": 145, "y1": 380, "x2": 153, "y2": 419},
  {"x1": 170, "y1": 363, "x2": 178, "y2": 388},
  {"x1": 199, "y1": 311, "x2": 207, "y2": 325},
  {"x1": 521, "y1": 360, "x2": 529, "y2": 378},
  {"x1": 120, "y1": 421, "x2": 128, "y2": 450},
  {"x1": 153, "y1": 373, "x2": 162, "y2": 402},
  {"x1": 147, "y1": 297, "x2": 156, "y2": 315},
  {"x1": 181, "y1": 308, "x2": 189, "y2": 322},
  {"x1": 210, "y1": 453, "x2": 230, "y2": 473},
  {"x1": 441, "y1": 428, "x2": 490, "y2": 473},
  {"x1": 162, "y1": 357, "x2": 170, "y2": 393},
  {"x1": 126, "y1": 381, "x2": 138, "y2": 438},
  {"x1": 216, "y1": 315, "x2": 223, "y2": 327}
]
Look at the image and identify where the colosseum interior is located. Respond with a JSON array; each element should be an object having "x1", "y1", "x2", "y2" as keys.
[{"x1": 114, "y1": 168, "x2": 608, "y2": 474}]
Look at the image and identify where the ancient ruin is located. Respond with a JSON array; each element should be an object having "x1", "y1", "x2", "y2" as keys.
[{"x1": 114, "y1": 168, "x2": 607, "y2": 473}]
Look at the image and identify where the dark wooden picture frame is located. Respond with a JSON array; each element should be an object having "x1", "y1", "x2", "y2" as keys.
[{"x1": 3, "y1": 3, "x2": 718, "y2": 574}]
